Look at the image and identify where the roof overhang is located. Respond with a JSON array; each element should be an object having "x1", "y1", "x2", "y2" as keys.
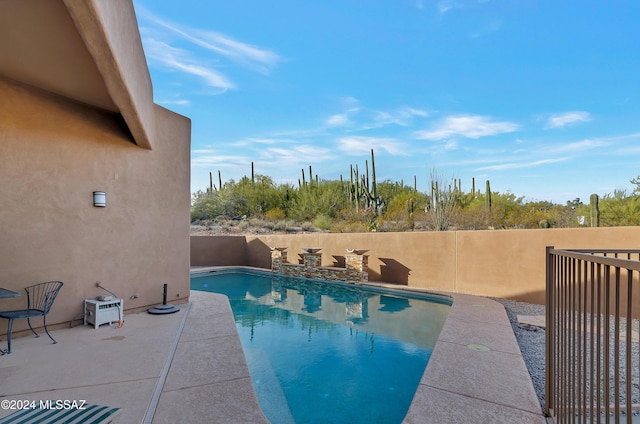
[{"x1": 0, "y1": 0, "x2": 155, "y2": 149}]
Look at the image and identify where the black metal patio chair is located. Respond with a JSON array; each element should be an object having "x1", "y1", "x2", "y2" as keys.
[{"x1": 0, "y1": 281, "x2": 63, "y2": 354}]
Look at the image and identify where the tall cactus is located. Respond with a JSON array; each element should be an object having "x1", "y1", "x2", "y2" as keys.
[
  {"x1": 344, "y1": 150, "x2": 385, "y2": 217},
  {"x1": 486, "y1": 180, "x2": 492, "y2": 210},
  {"x1": 590, "y1": 194, "x2": 600, "y2": 227},
  {"x1": 371, "y1": 148, "x2": 378, "y2": 210}
]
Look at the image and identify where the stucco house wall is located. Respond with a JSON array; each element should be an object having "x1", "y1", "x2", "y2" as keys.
[{"x1": 0, "y1": 0, "x2": 191, "y2": 336}]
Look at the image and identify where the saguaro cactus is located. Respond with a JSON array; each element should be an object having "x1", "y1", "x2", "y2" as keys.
[
  {"x1": 486, "y1": 180, "x2": 492, "y2": 210},
  {"x1": 590, "y1": 194, "x2": 600, "y2": 227},
  {"x1": 371, "y1": 149, "x2": 378, "y2": 209},
  {"x1": 345, "y1": 150, "x2": 385, "y2": 217}
]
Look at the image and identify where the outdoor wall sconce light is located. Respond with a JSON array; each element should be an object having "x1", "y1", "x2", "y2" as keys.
[{"x1": 93, "y1": 191, "x2": 106, "y2": 207}]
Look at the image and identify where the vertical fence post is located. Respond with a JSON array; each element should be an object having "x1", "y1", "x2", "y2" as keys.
[{"x1": 546, "y1": 246, "x2": 556, "y2": 419}]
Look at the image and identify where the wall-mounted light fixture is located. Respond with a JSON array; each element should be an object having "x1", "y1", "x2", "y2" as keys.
[{"x1": 93, "y1": 191, "x2": 106, "y2": 207}]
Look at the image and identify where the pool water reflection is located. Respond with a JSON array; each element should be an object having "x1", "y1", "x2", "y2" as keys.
[{"x1": 192, "y1": 270, "x2": 451, "y2": 424}]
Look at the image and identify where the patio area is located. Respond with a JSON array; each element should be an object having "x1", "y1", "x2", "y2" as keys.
[
  {"x1": 0, "y1": 290, "x2": 268, "y2": 424},
  {"x1": 0, "y1": 285, "x2": 546, "y2": 423}
]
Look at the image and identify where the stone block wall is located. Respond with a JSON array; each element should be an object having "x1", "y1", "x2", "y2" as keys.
[{"x1": 271, "y1": 248, "x2": 368, "y2": 284}]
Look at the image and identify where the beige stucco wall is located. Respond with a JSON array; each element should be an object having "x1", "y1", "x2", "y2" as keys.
[
  {"x1": 191, "y1": 236, "x2": 247, "y2": 266},
  {"x1": 191, "y1": 226, "x2": 640, "y2": 305},
  {"x1": 0, "y1": 78, "x2": 191, "y2": 335}
]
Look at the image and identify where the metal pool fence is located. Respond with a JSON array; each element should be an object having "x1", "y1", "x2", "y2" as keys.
[{"x1": 546, "y1": 247, "x2": 640, "y2": 423}]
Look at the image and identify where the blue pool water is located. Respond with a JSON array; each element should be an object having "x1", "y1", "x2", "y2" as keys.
[{"x1": 191, "y1": 270, "x2": 451, "y2": 424}]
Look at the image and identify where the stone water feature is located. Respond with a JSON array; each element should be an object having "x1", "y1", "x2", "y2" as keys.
[{"x1": 270, "y1": 247, "x2": 369, "y2": 284}]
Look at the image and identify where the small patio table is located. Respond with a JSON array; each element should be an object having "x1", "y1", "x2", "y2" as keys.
[
  {"x1": 0, "y1": 288, "x2": 20, "y2": 299},
  {"x1": 0, "y1": 288, "x2": 20, "y2": 355}
]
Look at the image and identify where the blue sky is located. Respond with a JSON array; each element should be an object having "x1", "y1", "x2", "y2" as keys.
[{"x1": 132, "y1": 0, "x2": 640, "y2": 204}]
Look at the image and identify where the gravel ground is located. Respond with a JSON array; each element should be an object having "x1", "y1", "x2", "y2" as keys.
[
  {"x1": 493, "y1": 297, "x2": 640, "y2": 417},
  {"x1": 492, "y1": 298, "x2": 547, "y2": 412}
]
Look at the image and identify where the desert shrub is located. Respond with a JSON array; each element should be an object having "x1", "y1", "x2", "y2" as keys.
[
  {"x1": 300, "y1": 221, "x2": 316, "y2": 231},
  {"x1": 377, "y1": 220, "x2": 413, "y2": 232},
  {"x1": 265, "y1": 207, "x2": 287, "y2": 220},
  {"x1": 313, "y1": 214, "x2": 332, "y2": 230},
  {"x1": 248, "y1": 217, "x2": 268, "y2": 228},
  {"x1": 289, "y1": 181, "x2": 349, "y2": 221},
  {"x1": 235, "y1": 220, "x2": 249, "y2": 232},
  {"x1": 599, "y1": 191, "x2": 640, "y2": 226},
  {"x1": 191, "y1": 189, "x2": 250, "y2": 220},
  {"x1": 331, "y1": 221, "x2": 370, "y2": 233},
  {"x1": 272, "y1": 220, "x2": 294, "y2": 231}
]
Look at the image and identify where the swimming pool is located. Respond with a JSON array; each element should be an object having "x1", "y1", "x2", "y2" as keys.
[{"x1": 191, "y1": 269, "x2": 451, "y2": 424}]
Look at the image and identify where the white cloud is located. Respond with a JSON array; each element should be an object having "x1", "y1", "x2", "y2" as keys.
[
  {"x1": 191, "y1": 150, "x2": 250, "y2": 167},
  {"x1": 230, "y1": 138, "x2": 284, "y2": 147},
  {"x1": 140, "y1": 9, "x2": 282, "y2": 75},
  {"x1": 261, "y1": 145, "x2": 335, "y2": 164},
  {"x1": 156, "y1": 98, "x2": 190, "y2": 106},
  {"x1": 327, "y1": 114, "x2": 350, "y2": 126},
  {"x1": 179, "y1": 28, "x2": 281, "y2": 75},
  {"x1": 545, "y1": 111, "x2": 592, "y2": 129},
  {"x1": 137, "y1": 5, "x2": 281, "y2": 95},
  {"x1": 437, "y1": 0, "x2": 458, "y2": 14},
  {"x1": 415, "y1": 114, "x2": 519, "y2": 140},
  {"x1": 549, "y1": 138, "x2": 608, "y2": 154},
  {"x1": 338, "y1": 136, "x2": 406, "y2": 156},
  {"x1": 372, "y1": 107, "x2": 429, "y2": 127},
  {"x1": 477, "y1": 157, "x2": 569, "y2": 171},
  {"x1": 143, "y1": 38, "x2": 235, "y2": 91}
]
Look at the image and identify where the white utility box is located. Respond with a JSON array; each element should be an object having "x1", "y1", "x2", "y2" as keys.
[{"x1": 84, "y1": 298, "x2": 123, "y2": 329}]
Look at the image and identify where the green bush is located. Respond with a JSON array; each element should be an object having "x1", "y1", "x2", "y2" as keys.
[
  {"x1": 265, "y1": 207, "x2": 287, "y2": 220},
  {"x1": 313, "y1": 214, "x2": 332, "y2": 230}
]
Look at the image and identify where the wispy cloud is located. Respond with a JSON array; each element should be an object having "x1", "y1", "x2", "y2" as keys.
[
  {"x1": 260, "y1": 145, "x2": 335, "y2": 165},
  {"x1": 230, "y1": 137, "x2": 285, "y2": 147},
  {"x1": 371, "y1": 107, "x2": 429, "y2": 127},
  {"x1": 156, "y1": 98, "x2": 191, "y2": 107},
  {"x1": 327, "y1": 114, "x2": 350, "y2": 126},
  {"x1": 139, "y1": 7, "x2": 282, "y2": 74},
  {"x1": 545, "y1": 111, "x2": 592, "y2": 129},
  {"x1": 415, "y1": 114, "x2": 519, "y2": 140},
  {"x1": 477, "y1": 157, "x2": 569, "y2": 171},
  {"x1": 143, "y1": 38, "x2": 235, "y2": 92},
  {"x1": 548, "y1": 138, "x2": 608, "y2": 154},
  {"x1": 437, "y1": 0, "x2": 462, "y2": 15},
  {"x1": 328, "y1": 102, "x2": 429, "y2": 130},
  {"x1": 191, "y1": 149, "x2": 250, "y2": 167},
  {"x1": 137, "y1": 5, "x2": 282, "y2": 93},
  {"x1": 546, "y1": 133, "x2": 640, "y2": 155},
  {"x1": 469, "y1": 20, "x2": 502, "y2": 38},
  {"x1": 338, "y1": 136, "x2": 406, "y2": 156}
]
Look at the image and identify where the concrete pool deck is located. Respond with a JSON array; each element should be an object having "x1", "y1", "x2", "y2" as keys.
[{"x1": 0, "y1": 270, "x2": 546, "y2": 423}]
